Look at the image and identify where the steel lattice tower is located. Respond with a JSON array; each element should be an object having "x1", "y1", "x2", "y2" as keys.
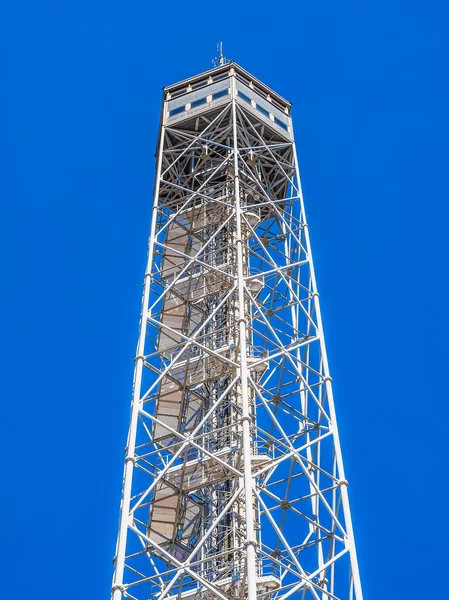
[{"x1": 112, "y1": 60, "x2": 363, "y2": 600}]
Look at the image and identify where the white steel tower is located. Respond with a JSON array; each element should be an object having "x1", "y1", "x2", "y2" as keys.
[{"x1": 112, "y1": 60, "x2": 363, "y2": 600}]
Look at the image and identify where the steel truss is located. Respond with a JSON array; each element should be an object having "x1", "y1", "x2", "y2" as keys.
[{"x1": 112, "y1": 67, "x2": 363, "y2": 600}]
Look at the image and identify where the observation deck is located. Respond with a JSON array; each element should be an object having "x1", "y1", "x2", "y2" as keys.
[{"x1": 163, "y1": 61, "x2": 292, "y2": 140}]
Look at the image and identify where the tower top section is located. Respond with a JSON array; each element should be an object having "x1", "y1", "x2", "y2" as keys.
[
  {"x1": 164, "y1": 61, "x2": 291, "y2": 109},
  {"x1": 162, "y1": 61, "x2": 292, "y2": 139}
]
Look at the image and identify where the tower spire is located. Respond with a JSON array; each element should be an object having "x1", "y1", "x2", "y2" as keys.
[{"x1": 213, "y1": 41, "x2": 227, "y2": 67}]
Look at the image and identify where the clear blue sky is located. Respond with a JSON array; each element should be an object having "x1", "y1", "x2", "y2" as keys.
[{"x1": 1, "y1": 2, "x2": 448, "y2": 599}]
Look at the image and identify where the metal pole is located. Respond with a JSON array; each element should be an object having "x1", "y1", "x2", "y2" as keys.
[
  {"x1": 111, "y1": 126, "x2": 166, "y2": 600},
  {"x1": 231, "y1": 88, "x2": 258, "y2": 600},
  {"x1": 291, "y1": 130, "x2": 364, "y2": 599}
]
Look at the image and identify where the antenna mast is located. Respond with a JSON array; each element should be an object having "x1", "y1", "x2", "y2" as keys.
[{"x1": 213, "y1": 42, "x2": 227, "y2": 67}]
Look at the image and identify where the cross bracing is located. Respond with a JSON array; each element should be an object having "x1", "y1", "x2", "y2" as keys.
[{"x1": 112, "y1": 62, "x2": 363, "y2": 600}]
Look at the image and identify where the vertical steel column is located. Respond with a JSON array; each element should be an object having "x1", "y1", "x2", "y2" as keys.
[
  {"x1": 231, "y1": 88, "x2": 258, "y2": 600},
  {"x1": 111, "y1": 126, "x2": 166, "y2": 600},
  {"x1": 291, "y1": 138, "x2": 364, "y2": 599}
]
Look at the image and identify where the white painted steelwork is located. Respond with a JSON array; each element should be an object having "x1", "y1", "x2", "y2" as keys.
[{"x1": 111, "y1": 61, "x2": 363, "y2": 600}]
